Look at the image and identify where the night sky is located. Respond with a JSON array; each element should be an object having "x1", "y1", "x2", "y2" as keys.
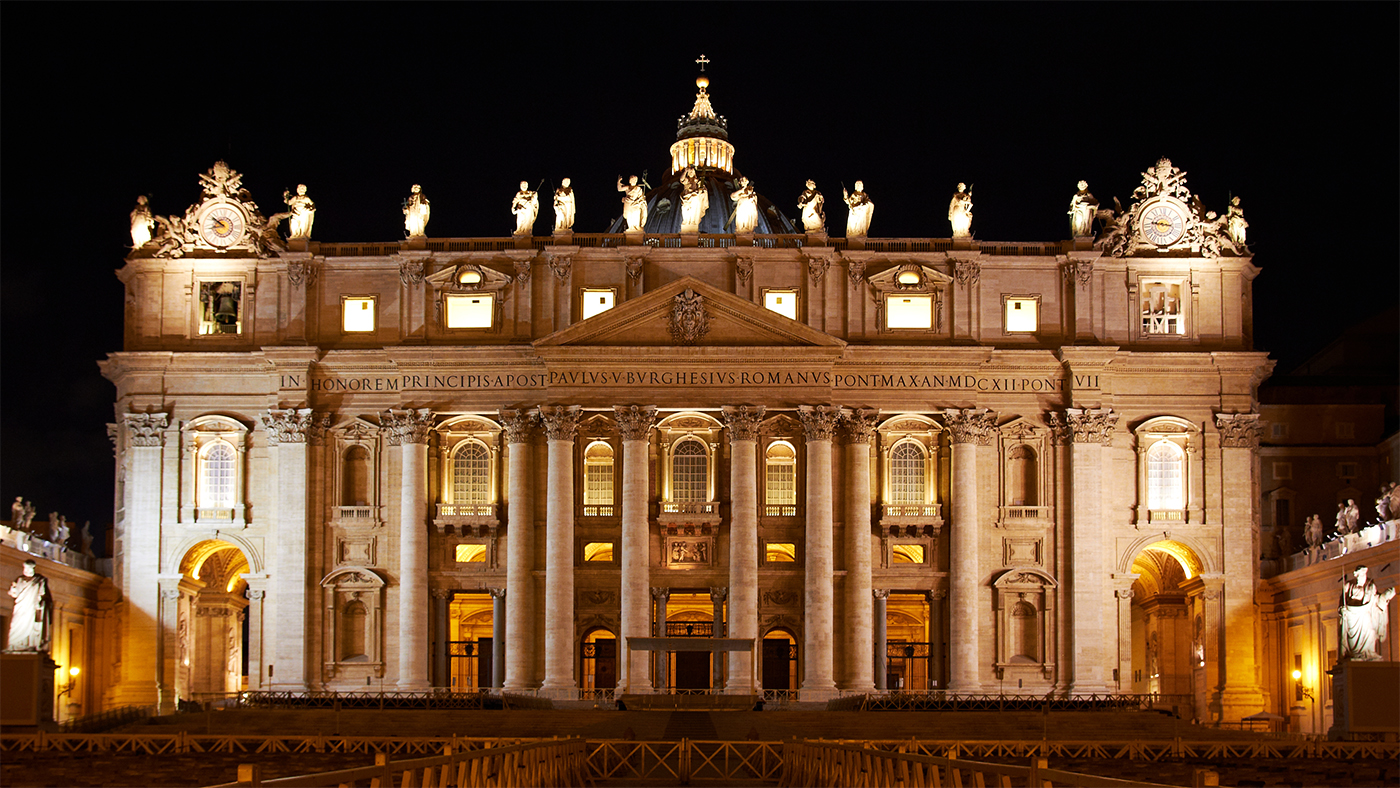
[{"x1": 3, "y1": 4, "x2": 1395, "y2": 549}]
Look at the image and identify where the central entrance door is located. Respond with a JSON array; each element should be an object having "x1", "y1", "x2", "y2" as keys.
[{"x1": 762, "y1": 631, "x2": 796, "y2": 691}]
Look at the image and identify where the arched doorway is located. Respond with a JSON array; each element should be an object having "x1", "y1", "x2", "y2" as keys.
[
  {"x1": 449, "y1": 593, "x2": 494, "y2": 690},
  {"x1": 1128, "y1": 540, "x2": 1205, "y2": 708},
  {"x1": 581, "y1": 627, "x2": 616, "y2": 692},
  {"x1": 176, "y1": 540, "x2": 250, "y2": 703},
  {"x1": 762, "y1": 628, "x2": 797, "y2": 693}
]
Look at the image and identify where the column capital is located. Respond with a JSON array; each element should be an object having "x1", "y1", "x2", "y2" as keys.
[
  {"x1": 383, "y1": 408, "x2": 435, "y2": 446},
  {"x1": 720, "y1": 405, "x2": 766, "y2": 442},
  {"x1": 488, "y1": 587, "x2": 507, "y2": 599},
  {"x1": 538, "y1": 405, "x2": 582, "y2": 442},
  {"x1": 839, "y1": 407, "x2": 880, "y2": 444},
  {"x1": 614, "y1": 405, "x2": 658, "y2": 441},
  {"x1": 498, "y1": 408, "x2": 539, "y2": 444},
  {"x1": 943, "y1": 408, "x2": 997, "y2": 445},
  {"x1": 431, "y1": 588, "x2": 452, "y2": 600},
  {"x1": 1215, "y1": 412, "x2": 1264, "y2": 449},
  {"x1": 650, "y1": 587, "x2": 671, "y2": 602},
  {"x1": 872, "y1": 588, "x2": 890, "y2": 600},
  {"x1": 262, "y1": 408, "x2": 329, "y2": 445},
  {"x1": 1045, "y1": 411, "x2": 1072, "y2": 446},
  {"x1": 123, "y1": 411, "x2": 169, "y2": 447},
  {"x1": 1060, "y1": 407, "x2": 1119, "y2": 446},
  {"x1": 709, "y1": 587, "x2": 729, "y2": 602},
  {"x1": 798, "y1": 405, "x2": 841, "y2": 441}
]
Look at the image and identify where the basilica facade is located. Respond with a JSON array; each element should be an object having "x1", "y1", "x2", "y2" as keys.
[{"x1": 101, "y1": 75, "x2": 1275, "y2": 723}]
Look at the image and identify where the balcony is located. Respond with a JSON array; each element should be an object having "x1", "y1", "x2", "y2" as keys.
[
  {"x1": 333, "y1": 505, "x2": 376, "y2": 521},
  {"x1": 763, "y1": 504, "x2": 798, "y2": 517},
  {"x1": 998, "y1": 506, "x2": 1053, "y2": 526},
  {"x1": 434, "y1": 503, "x2": 499, "y2": 534},
  {"x1": 1147, "y1": 509, "x2": 1186, "y2": 523},
  {"x1": 658, "y1": 501, "x2": 722, "y2": 526},
  {"x1": 881, "y1": 503, "x2": 942, "y2": 519},
  {"x1": 582, "y1": 505, "x2": 615, "y2": 517}
]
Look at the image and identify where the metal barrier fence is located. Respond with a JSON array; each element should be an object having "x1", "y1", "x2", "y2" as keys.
[
  {"x1": 839, "y1": 691, "x2": 1192, "y2": 714},
  {"x1": 56, "y1": 705, "x2": 152, "y2": 734}
]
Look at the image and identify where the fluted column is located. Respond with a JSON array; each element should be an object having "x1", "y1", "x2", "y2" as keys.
[
  {"x1": 841, "y1": 408, "x2": 879, "y2": 692},
  {"x1": 1057, "y1": 407, "x2": 1118, "y2": 693},
  {"x1": 944, "y1": 408, "x2": 997, "y2": 691},
  {"x1": 114, "y1": 412, "x2": 168, "y2": 709},
  {"x1": 1215, "y1": 413, "x2": 1266, "y2": 719},
  {"x1": 722, "y1": 405, "x2": 764, "y2": 693},
  {"x1": 539, "y1": 405, "x2": 581, "y2": 693},
  {"x1": 385, "y1": 408, "x2": 434, "y2": 690},
  {"x1": 615, "y1": 406, "x2": 658, "y2": 694},
  {"x1": 873, "y1": 589, "x2": 889, "y2": 690},
  {"x1": 711, "y1": 587, "x2": 728, "y2": 689},
  {"x1": 652, "y1": 588, "x2": 671, "y2": 689},
  {"x1": 798, "y1": 405, "x2": 840, "y2": 699},
  {"x1": 499, "y1": 409, "x2": 537, "y2": 692},
  {"x1": 263, "y1": 408, "x2": 321, "y2": 691},
  {"x1": 490, "y1": 588, "x2": 506, "y2": 688}
]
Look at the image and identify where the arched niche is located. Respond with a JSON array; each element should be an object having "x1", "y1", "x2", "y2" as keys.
[
  {"x1": 992, "y1": 568, "x2": 1058, "y2": 681},
  {"x1": 320, "y1": 566, "x2": 386, "y2": 682}
]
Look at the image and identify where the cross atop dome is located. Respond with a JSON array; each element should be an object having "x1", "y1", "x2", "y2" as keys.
[{"x1": 695, "y1": 54, "x2": 709, "y2": 72}]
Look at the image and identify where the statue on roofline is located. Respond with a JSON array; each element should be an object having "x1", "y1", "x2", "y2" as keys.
[
  {"x1": 403, "y1": 184, "x2": 431, "y2": 238},
  {"x1": 730, "y1": 176, "x2": 758, "y2": 234},
  {"x1": 511, "y1": 181, "x2": 539, "y2": 237},
  {"x1": 843, "y1": 180, "x2": 873, "y2": 238},
  {"x1": 947, "y1": 182, "x2": 972, "y2": 239},
  {"x1": 130, "y1": 195, "x2": 155, "y2": 249},
  {"x1": 679, "y1": 166, "x2": 708, "y2": 232},
  {"x1": 798, "y1": 179, "x2": 825, "y2": 233},
  {"x1": 553, "y1": 178, "x2": 575, "y2": 231},
  {"x1": 1068, "y1": 180, "x2": 1098, "y2": 238},
  {"x1": 282, "y1": 184, "x2": 316, "y2": 239},
  {"x1": 617, "y1": 175, "x2": 647, "y2": 231}
]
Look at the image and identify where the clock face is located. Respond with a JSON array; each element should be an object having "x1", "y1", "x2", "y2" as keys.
[
  {"x1": 1139, "y1": 200, "x2": 1186, "y2": 247},
  {"x1": 200, "y1": 204, "x2": 246, "y2": 248}
]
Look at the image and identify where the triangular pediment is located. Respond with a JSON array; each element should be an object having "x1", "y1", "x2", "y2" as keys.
[{"x1": 534, "y1": 276, "x2": 846, "y2": 349}]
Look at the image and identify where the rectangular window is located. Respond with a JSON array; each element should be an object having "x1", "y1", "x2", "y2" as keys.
[
  {"x1": 1272, "y1": 462, "x2": 1292, "y2": 480},
  {"x1": 887, "y1": 295, "x2": 933, "y2": 329},
  {"x1": 198, "y1": 281, "x2": 243, "y2": 335},
  {"x1": 583, "y1": 542, "x2": 614, "y2": 562},
  {"x1": 1140, "y1": 280, "x2": 1185, "y2": 335},
  {"x1": 455, "y1": 544, "x2": 486, "y2": 563},
  {"x1": 765, "y1": 542, "x2": 796, "y2": 563},
  {"x1": 1003, "y1": 295, "x2": 1039, "y2": 333},
  {"x1": 342, "y1": 296, "x2": 376, "y2": 333},
  {"x1": 580, "y1": 288, "x2": 616, "y2": 320},
  {"x1": 445, "y1": 294, "x2": 493, "y2": 328},
  {"x1": 764, "y1": 289, "x2": 798, "y2": 320},
  {"x1": 892, "y1": 544, "x2": 925, "y2": 564},
  {"x1": 1335, "y1": 422, "x2": 1355, "y2": 440}
]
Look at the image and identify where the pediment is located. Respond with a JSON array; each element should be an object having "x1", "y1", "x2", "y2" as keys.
[
  {"x1": 331, "y1": 416, "x2": 382, "y2": 441},
  {"x1": 534, "y1": 276, "x2": 845, "y2": 349},
  {"x1": 866, "y1": 262, "x2": 954, "y2": 292}
]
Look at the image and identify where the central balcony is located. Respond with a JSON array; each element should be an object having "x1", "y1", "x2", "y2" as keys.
[
  {"x1": 434, "y1": 503, "x2": 499, "y2": 535},
  {"x1": 658, "y1": 501, "x2": 722, "y2": 526}
]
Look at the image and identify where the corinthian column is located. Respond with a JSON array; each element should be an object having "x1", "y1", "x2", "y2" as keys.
[
  {"x1": 798, "y1": 405, "x2": 841, "y2": 700},
  {"x1": 841, "y1": 408, "x2": 879, "y2": 692},
  {"x1": 262, "y1": 408, "x2": 322, "y2": 691},
  {"x1": 499, "y1": 409, "x2": 537, "y2": 692},
  {"x1": 113, "y1": 412, "x2": 167, "y2": 709},
  {"x1": 1056, "y1": 407, "x2": 1118, "y2": 693},
  {"x1": 384, "y1": 408, "x2": 434, "y2": 690},
  {"x1": 721, "y1": 405, "x2": 764, "y2": 693},
  {"x1": 615, "y1": 405, "x2": 658, "y2": 694},
  {"x1": 1214, "y1": 413, "x2": 1266, "y2": 719},
  {"x1": 944, "y1": 408, "x2": 997, "y2": 691},
  {"x1": 539, "y1": 405, "x2": 581, "y2": 693}
]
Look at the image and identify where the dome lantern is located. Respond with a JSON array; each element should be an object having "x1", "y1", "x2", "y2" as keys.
[{"x1": 671, "y1": 59, "x2": 735, "y2": 175}]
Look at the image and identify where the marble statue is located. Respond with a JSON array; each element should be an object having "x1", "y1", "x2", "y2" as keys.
[
  {"x1": 130, "y1": 196, "x2": 155, "y2": 248},
  {"x1": 6, "y1": 560, "x2": 52, "y2": 653},
  {"x1": 10, "y1": 497, "x2": 23, "y2": 526},
  {"x1": 1226, "y1": 196, "x2": 1248, "y2": 246},
  {"x1": 948, "y1": 183, "x2": 973, "y2": 239},
  {"x1": 403, "y1": 184, "x2": 431, "y2": 238},
  {"x1": 1339, "y1": 565, "x2": 1396, "y2": 661},
  {"x1": 511, "y1": 181, "x2": 539, "y2": 236},
  {"x1": 617, "y1": 175, "x2": 648, "y2": 231},
  {"x1": 1068, "y1": 181, "x2": 1098, "y2": 237},
  {"x1": 730, "y1": 176, "x2": 758, "y2": 234},
  {"x1": 1304, "y1": 514, "x2": 1325, "y2": 550},
  {"x1": 842, "y1": 181, "x2": 873, "y2": 238},
  {"x1": 553, "y1": 178, "x2": 575, "y2": 231},
  {"x1": 678, "y1": 166, "x2": 709, "y2": 232},
  {"x1": 798, "y1": 179, "x2": 825, "y2": 233},
  {"x1": 1335, "y1": 499, "x2": 1360, "y2": 535},
  {"x1": 282, "y1": 184, "x2": 316, "y2": 239},
  {"x1": 19, "y1": 501, "x2": 35, "y2": 530},
  {"x1": 80, "y1": 521, "x2": 94, "y2": 556},
  {"x1": 55, "y1": 518, "x2": 70, "y2": 550}
]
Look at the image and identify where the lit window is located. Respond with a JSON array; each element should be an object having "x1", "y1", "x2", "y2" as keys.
[
  {"x1": 765, "y1": 442, "x2": 796, "y2": 514},
  {"x1": 1146, "y1": 441, "x2": 1184, "y2": 509},
  {"x1": 343, "y1": 296, "x2": 376, "y2": 333},
  {"x1": 199, "y1": 442, "x2": 235, "y2": 509},
  {"x1": 451, "y1": 442, "x2": 491, "y2": 506},
  {"x1": 896, "y1": 269, "x2": 922, "y2": 286},
  {"x1": 892, "y1": 544, "x2": 925, "y2": 564},
  {"x1": 766, "y1": 543, "x2": 796, "y2": 563},
  {"x1": 455, "y1": 545, "x2": 486, "y2": 563},
  {"x1": 671, "y1": 439, "x2": 708, "y2": 502},
  {"x1": 583, "y1": 542, "x2": 614, "y2": 562},
  {"x1": 198, "y1": 281, "x2": 242, "y2": 335},
  {"x1": 890, "y1": 442, "x2": 927, "y2": 505},
  {"x1": 887, "y1": 295, "x2": 933, "y2": 329},
  {"x1": 1140, "y1": 281, "x2": 1184, "y2": 335},
  {"x1": 445, "y1": 294, "x2": 493, "y2": 328},
  {"x1": 1004, "y1": 296, "x2": 1039, "y2": 333},
  {"x1": 581, "y1": 289, "x2": 615, "y2": 319},
  {"x1": 764, "y1": 290, "x2": 798, "y2": 320},
  {"x1": 457, "y1": 268, "x2": 483, "y2": 286},
  {"x1": 583, "y1": 442, "x2": 614, "y2": 508}
]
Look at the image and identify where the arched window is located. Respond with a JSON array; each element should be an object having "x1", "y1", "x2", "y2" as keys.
[
  {"x1": 583, "y1": 442, "x2": 614, "y2": 508},
  {"x1": 1008, "y1": 445, "x2": 1037, "y2": 506},
  {"x1": 199, "y1": 442, "x2": 235, "y2": 509},
  {"x1": 672, "y1": 439, "x2": 708, "y2": 502},
  {"x1": 1146, "y1": 441, "x2": 1185, "y2": 510},
  {"x1": 890, "y1": 441, "x2": 927, "y2": 505},
  {"x1": 342, "y1": 445, "x2": 370, "y2": 506},
  {"x1": 340, "y1": 600, "x2": 368, "y2": 661},
  {"x1": 765, "y1": 441, "x2": 796, "y2": 514},
  {"x1": 452, "y1": 442, "x2": 491, "y2": 505}
]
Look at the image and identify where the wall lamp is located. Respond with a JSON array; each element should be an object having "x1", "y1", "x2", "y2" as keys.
[
  {"x1": 1291, "y1": 669, "x2": 1314, "y2": 701},
  {"x1": 57, "y1": 666, "x2": 80, "y2": 700}
]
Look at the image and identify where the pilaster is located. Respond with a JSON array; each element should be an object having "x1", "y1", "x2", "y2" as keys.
[
  {"x1": 1214, "y1": 413, "x2": 1266, "y2": 719},
  {"x1": 113, "y1": 412, "x2": 167, "y2": 709},
  {"x1": 384, "y1": 408, "x2": 434, "y2": 690},
  {"x1": 944, "y1": 408, "x2": 996, "y2": 691},
  {"x1": 262, "y1": 408, "x2": 321, "y2": 691},
  {"x1": 1061, "y1": 407, "x2": 1118, "y2": 693}
]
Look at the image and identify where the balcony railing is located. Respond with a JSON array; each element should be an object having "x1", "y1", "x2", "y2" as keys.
[
  {"x1": 1000, "y1": 506, "x2": 1052, "y2": 521},
  {"x1": 436, "y1": 503, "x2": 496, "y2": 518},
  {"x1": 661, "y1": 501, "x2": 719, "y2": 515},
  {"x1": 881, "y1": 504, "x2": 942, "y2": 519},
  {"x1": 196, "y1": 507, "x2": 235, "y2": 522},
  {"x1": 1147, "y1": 509, "x2": 1186, "y2": 522},
  {"x1": 333, "y1": 505, "x2": 376, "y2": 520},
  {"x1": 582, "y1": 505, "x2": 615, "y2": 517},
  {"x1": 763, "y1": 504, "x2": 797, "y2": 517}
]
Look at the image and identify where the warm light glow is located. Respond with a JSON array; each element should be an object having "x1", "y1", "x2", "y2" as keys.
[
  {"x1": 68, "y1": 667, "x2": 80, "y2": 678},
  {"x1": 766, "y1": 543, "x2": 796, "y2": 562},
  {"x1": 896, "y1": 270, "x2": 922, "y2": 285},
  {"x1": 343, "y1": 297, "x2": 376, "y2": 332},
  {"x1": 457, "y1": 269, "x2": 482, "y2": 285},
  {"x1": 581, "y1": 289, "x2": 615, "y2": 319},
  {"x1": 445, "y1": 294, "x2": 493, "y2": 328},
  {"x1": 893, "y1": 544, "x2": 925, "y2": 564},
  {"x1": 1004, "y1": 297, "x2": 1038, "y2": 332},
  {"x1": 454, "y1": 544, "x2": 486, "y2": 563},
  {"x1": 583, "y1": 542, "x2": 614, "y2": 562},
  {"x1": 764, "y1": 290, "x2": 798, "y2": 320},
  {"x1": 887, "y1": 295, "x2": 933, "y2": 329}
]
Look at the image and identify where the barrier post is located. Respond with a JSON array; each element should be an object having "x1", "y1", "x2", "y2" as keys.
[
  {"x1": 1192, "y1": 768, "x2": 1220, "y2": 787},
  {"x1": 236, "y1": 764, "x2": 261, "y2": 787}
]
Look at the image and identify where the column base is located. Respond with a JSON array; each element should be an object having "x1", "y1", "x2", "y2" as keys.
[
  {"x1": 798, "y1": 685, "x2": 839, "y2": 703},
  {"x1": 1217, "y1": 685, "x2": 1267, "y2": 723},
  {"x1": 395, "y1": 680, "x2": 430, "y2": 691}
]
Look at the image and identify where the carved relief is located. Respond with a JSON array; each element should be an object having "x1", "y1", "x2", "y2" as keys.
[
  {"x1": 382, "y1": 408, "x2": 434, "y2": 446},
  {"x1": 124, "y1": 412, "x2": 169, "y2": 447},
  {"x1": 953, "y1": 259, "x2": 981, "y2": 289},
  {"x1": 398, "y1": 259, "x2": 425, "y2": 286},
  {"x1": 1215, "y1": 413, "x2": 1263, "y2": 449},
  {"x1": 664, "y1": 535, "x2": 714, "y2": 567},
  {"x1": 625, "y1": 252, "x2": 647, "y2": 283},
  {"x1": 1063, "y1": 407, "x2": 1118, "y2": 446},
  {"x1": 840, "y1": 408, "x2": 880, "y2": 444},
  {"x1": 943, "y1": 408, "x2": 997, "y2": 446},
  {"x1": 763, "y1": 590, "x2": 799, "y2": 606},
  {"x1": 667, "y1": 288, "x2": 711, "y2": 345},
  {"x1": 263, "y1": 408, "x2": 320, "y2": 445},
  {"x1": 512, "y1": 258, "x2": 532, "y2": 285},
  {"x1": 538, "y1": 405, "x2": 582, "y2": 442},
  {"x1": 545, "y1": 250, "x2": 573, "y2": 283},
  {"x1": 580, "y1": 589, "x2": 616, "y2": 606},
  {"x1": 731, "y1": 252, "x2": 754, "y2": 286},
  {"x1": 798, "y1": 405, "x2": 840, "y2": 441},
  {"x1": 1061, "y1": 259, "x2": 1093, "y2": 289},
  {"x1": 806, "y1": 254, "x2": 831, "y2": 284},
  {"x1": 721, "y1": 405, "x2": 765, "y2": 442},
  {"x1": 287, "y1": 260, "x2": 319, "y2": 288},
  {"x1": 498, "y1": 409, "x2": 538, "y2": 444},
  {"x1": 846, "y1": 258, "x2": 867, "y2": 288},
  {"x1": 1045, "y1": 412, "x2": 1071, "y2": 446},
  {"x1": 614, "y1": 405, "x2": 658, "y2": 441}
]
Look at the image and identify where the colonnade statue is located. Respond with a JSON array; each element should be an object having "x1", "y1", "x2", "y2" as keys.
[
  {"x1": 511, "y1": 181, "x2": 539, "y2": 236},
  {"x1": 553, "y1": 178, "x2": 575, "y2": 231},
  {"x1": 403, "y1": 184, "x2": 431, "y2": 238},
  {"x1": 5, "y1": 560, "x2": 52, "y2": 654},
  {"x1": 843, "y1": 181, "x2": 873, "y2": 237},
  {"x1": 1339, "y1": 565, "x2": 1396, "y2": 661}
]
